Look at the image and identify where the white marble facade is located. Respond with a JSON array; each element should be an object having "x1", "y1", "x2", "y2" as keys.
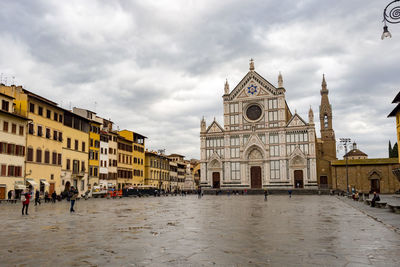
[{"x1": 200, "y1": 60, "x2": 318, "y2": 189}]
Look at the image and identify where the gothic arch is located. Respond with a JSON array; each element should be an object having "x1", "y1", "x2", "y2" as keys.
[
  {"x1": 244, "y1": 144, "x2": 265, "y2": 160},
  {"x1": 290, "y1": 155, "x2": 306, "y2": 167},
  {"x1": 367, "y1": 169, "x2": 382, "y2": 180},
  {"x1": 209, "y1": 159, "x2": 222, "y2": 169}
]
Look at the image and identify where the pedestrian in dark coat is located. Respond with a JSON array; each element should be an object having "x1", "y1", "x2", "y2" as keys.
[
  {"x1": 264, "y1": 190, "x2": 268, "y2": 201},
  {"x1": 34, "y1": 190, "x2": 41, "y2": 206},
  {"x1": 371, "y1": 192, "x2": 380, "y2": 207},
  {"x1": 51, "y1": 191, "x2": 57, "y2": 203}
]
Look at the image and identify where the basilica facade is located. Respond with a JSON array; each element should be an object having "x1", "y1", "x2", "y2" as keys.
[{"x1": 200, "y1": 60, "x2": 332, "y2": 190}]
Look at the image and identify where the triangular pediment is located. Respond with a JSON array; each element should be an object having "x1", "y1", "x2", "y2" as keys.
[
  {"x1": 287, "y1": 113, "x2": 308, "y2": 127},
  {"x1": 206, "y1": 120, "x2": 224, "y2": 133},
  {"x1": 228, "y1": 71, "x2": 278, "y2": 100}
]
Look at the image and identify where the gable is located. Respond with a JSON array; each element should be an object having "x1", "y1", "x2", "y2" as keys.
[
  {"x1": 228, "y1": 71, "x2": 278, "y2": 101},
  {"x1": 206, "y1": 121, "x2": 224, "y2": 133},
  {"x1": 287, "y1": 114, "x2": 307, "y2": 127}
]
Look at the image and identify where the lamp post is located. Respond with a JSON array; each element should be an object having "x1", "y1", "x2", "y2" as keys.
[
  {"x1": 339, "y1": 138, "x2": 352, "y2": 194},
  {"x1": 381, "y1": 0, "x2": 400, "y2": 39}
]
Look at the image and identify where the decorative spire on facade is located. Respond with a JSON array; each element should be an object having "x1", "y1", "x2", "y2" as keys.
[
  {"x1": 278, "y1": 72, "x2": 283, "y2": 88},
  {"x1": 308, "y1": 105, "x2": 314, "y2": 124},
  {"x1": 249, "y1": 58, "x2": 255, "y2": 71},
  {"x1": 224, "y1": 79, "x2": 229, "y2": 94},
  {"x1": 200, "y1": 116, "x2": 206, "y2": 133}
]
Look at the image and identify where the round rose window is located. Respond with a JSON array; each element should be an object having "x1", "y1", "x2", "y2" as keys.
[{"x1": 246, "y1": 105, "x2": 262, "y2": 121}]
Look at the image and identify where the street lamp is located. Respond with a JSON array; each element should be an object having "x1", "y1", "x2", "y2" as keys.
[
  {"x1": 381, "y1": 0, "x2": 400, "y2": 39},
  {"x1": 338, "y1": 138, "x2": 352, "y2": 194}
]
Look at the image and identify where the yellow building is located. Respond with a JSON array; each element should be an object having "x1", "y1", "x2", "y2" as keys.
[
  {"x1": 0, "y1": 91, "x2": 29, "y2": 199},
  {"x1": 388, "y1": 92, "x2": 400, "y2": 181},
  {"x1": 1, "y1": 85, "x2": 64, "y2": 194},
  {"x1": 117, "y1": 135, "x2": 133, "y2": 188},
  {"x1": 61, "y1": 110, "x2": 90, "y2": 193},
  {"x1": 119, "y1": 130, "x2": 146, "y2": 186},
  {"x1": 144, "y1": 151, "x2": 170, "y2": 190},
  {"x1": 72, "y1": 108, "x2": 101, "y2": 189}
]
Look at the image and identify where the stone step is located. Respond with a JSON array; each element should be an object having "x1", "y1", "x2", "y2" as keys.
[{"x1": 202, "y1": 188, "x2": 330, "y2": 195}]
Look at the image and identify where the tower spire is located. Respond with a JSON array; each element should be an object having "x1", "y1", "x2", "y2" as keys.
[
  {"x1": 321, "y1": 74, "x2": 328, "y2": 94},
  {"x1": 278, "y1": 72, "x2": 283, "y2": 88}
]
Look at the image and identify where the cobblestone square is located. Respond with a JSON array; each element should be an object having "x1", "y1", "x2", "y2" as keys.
[{"x1": 1, "y1": 195, "x2": 400, "y2": 266}]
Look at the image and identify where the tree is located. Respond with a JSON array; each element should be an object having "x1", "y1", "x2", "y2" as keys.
[{"x1": 389, "y1": 141, "x2": 398, "y2": 158}]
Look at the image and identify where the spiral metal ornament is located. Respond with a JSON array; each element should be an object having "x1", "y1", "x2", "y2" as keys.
[{"x1": 384, "y1": 0, "x2": 400, "y2": 24}]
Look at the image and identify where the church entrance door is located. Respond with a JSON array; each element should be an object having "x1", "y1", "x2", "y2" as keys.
[
  {"x1": 250, "y1": 166, "x2": 262, "y2": 188},
  {"x1": 370, "y1": 179, "x2": 380, "y2": 193},
  {"x1": 319, "y1": 176, "x2": 328, "y2": 189},
  {"x1": 212, "y1": 172, "x2": 220, "y2": 189},
  {"x1": 294, "y1": 170, "x2": 304, "y2": 188}
]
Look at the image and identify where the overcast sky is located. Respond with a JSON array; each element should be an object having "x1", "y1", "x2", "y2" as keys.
[{"x1": 0, "y1": 0, "x2": 399, "y2": 159}]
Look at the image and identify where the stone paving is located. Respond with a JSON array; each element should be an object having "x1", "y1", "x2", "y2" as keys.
[
  {"x1": 338, "y1": 195, "x2": 400, "y2": 234},
  {"x1": 0, "y1": 195, "x2": 400, "y2": 266}
]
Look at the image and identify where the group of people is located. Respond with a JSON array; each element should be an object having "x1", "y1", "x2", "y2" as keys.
[{"x1": 20, "y1": 186, "x2": 79, "y2": 215}]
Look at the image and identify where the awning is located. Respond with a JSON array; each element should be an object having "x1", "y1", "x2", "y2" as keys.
[
  {"x1": 15, "y1": 184, "x2": 27, "y2": 190},
  {"x1": 26, "y1": 179, "x2": 38, "y2": 187},
  {"x1": 40, "y1": 180, "x2": 50, "y2": 186}
]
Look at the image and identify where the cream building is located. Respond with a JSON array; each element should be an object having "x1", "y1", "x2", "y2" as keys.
[
  {"x1": 61, "y1": 110, "x2": 90, "y2": 194},
  {"x1": 200, "y1": 60, "x2": 318, "y2": 190},
  {"x1": 0, "y1": 92, "x2": 29, "y2": 199}
]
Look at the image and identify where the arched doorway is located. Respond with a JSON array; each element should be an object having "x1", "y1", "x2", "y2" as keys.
[
  {"x1": 212, "y1": 172, "x2": 220, "y2": 188},
  {"x1": 370, "y1": 179, "x2": 380, "y2": 193},
  {"x1": 250, "y1": 166, "x2": 262, "y2": 188},
  {"x1": 294, "y1": 170, "x2": 303, "y2": 188},
  {"x1": 64, "y1": 181, "x2": 71, "y2": 192}
]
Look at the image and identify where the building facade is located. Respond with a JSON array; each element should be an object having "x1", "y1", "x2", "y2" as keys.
[
  {"x1": 167, "y1": 154, "x2": 186, "y2": 190},
  {"x1": 73, "y1": 108, "x2": 101, "y2": 189},
  {"x1": 61, "y1": 110, "x2": 90, "y2": 193},
  {"x1": 331, "y1": 157, "x2": 400, "y2": 194},
  {"x1": 117, "y1": 135, "x2": 133, "y2": 188},
  {"x1": 144, "y1": 151, "x2": 170, "y2": 190},
  {"x1": 119, "y1": 130, "x2": 146, "y2": 186},
  {"x1": 200, "y1": 60, "x2": 318, "y2": 190},
  {"x1": 20, "y1": 89, "x2": 64, "y2": 194},
  {"x1": 0, "y1": 91, "x2": 29, "y2": 199}
]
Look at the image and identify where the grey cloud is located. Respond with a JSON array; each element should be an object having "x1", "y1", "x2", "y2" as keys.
[{"x1": 0, "y1": 0, "x2": 399, "y2": 159}]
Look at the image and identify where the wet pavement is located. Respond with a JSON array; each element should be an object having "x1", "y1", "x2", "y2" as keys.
[{"x1": 1, "y1": 195, "x2": 400, "y2": 266}]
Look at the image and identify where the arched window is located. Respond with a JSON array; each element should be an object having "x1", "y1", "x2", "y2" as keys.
[{"x1": 324, "y1": 114, "x2": 329, "y2": 128}]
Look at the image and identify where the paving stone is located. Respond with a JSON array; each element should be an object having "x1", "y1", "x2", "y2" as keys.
[{"x1": 0, "y1": 195, "x2": 399, "y2": 266}]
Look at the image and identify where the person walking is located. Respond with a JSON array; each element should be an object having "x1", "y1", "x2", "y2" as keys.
[
  {"x1": 69, "y1": 186, "x2": 78, "y2": 213},
  {"x1": 288, "y1": 189, "x2": 292, "y2": 198},
  {"x1": 34, "y1": 190, "x2": 41, "y2": 206},
  {"x1": 8, "y1": 190, "x2": 12, "y2": 200},
  {"x1": 51, "y1": 191, "x2": 57, "y2": 203},
  {"x1": 264, "y1": 190, "x2": 268, "y2": 201},
  {"x1": 21, "y1": 191, "x2": 30, "y2": 215}
]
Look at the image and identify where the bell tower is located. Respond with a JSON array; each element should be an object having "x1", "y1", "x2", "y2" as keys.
[
  {"x1": 319, "y1": 74, "x2": 335, "y2": 140},
  {"x1": 317, "y1": 74, "x2": 337, "y2": 189}
]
